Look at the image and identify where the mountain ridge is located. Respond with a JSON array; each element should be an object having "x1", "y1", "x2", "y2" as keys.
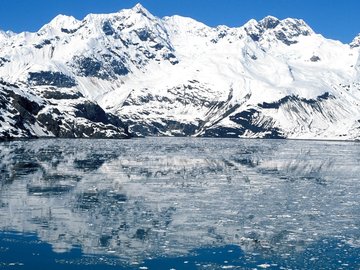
[{"x1": 0, "y1": 4, "x2": 360, "y2": 140}]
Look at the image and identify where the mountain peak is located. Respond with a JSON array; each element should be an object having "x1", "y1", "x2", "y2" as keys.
[
  {"x1": 130, "y1": 3, "x2": 152, "y2": 17},
  {"x1": 243, "y1": 16, "x2": 314, "y2": 45},
  {"x1": 49, "y1": 14, "x2": 79, "y2": 26},
  {"x1": 280, "y1": 17, "x2": 314, "y2": 37},
  {"x1": 133, "y1": 3, "x2": 145, "y2": 11},
  {"x1": 0, "y1": 30, "x2": 15, "y2": 42},
  {"x1": 39, "y1": 14, "x2": 80, "y2": 34},
  {"x1": 259, "y1": 16, "x2": 280, "y2": 29},
  {"x1": 282, "y1": 18, "x2": 311, "y2": 29},
  {"x1": 350, "y1": 33, "x2": 360, "y2": 48}
]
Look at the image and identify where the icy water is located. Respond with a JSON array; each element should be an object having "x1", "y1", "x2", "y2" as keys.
[{"x1": 0, "y1": 138, "x2": 360, "y2": 270}]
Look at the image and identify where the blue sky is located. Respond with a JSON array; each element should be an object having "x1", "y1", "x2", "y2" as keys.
[{"x1": 0, "y1": 0, "x2": 359, "y2": 43}]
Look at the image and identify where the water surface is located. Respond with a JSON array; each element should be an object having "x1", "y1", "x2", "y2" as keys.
[{"x1": 0, "y1": 138, "x2": 359, "y2": 269}]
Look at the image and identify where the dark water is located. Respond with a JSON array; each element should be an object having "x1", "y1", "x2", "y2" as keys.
[{"x1": 0, "y1": 138, "x2": 359, "y2": 269}]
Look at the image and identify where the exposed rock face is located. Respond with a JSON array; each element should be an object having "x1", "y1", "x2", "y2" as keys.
[
  {"x1": 28, "y1": 71, "x2": 77, "y2": 88},
  {"x1": 350, "y1": 34, "x2": 360, "y2": 48},
  {"x1": 0, "y1": 80, "x2": 129, "y2": 140}
]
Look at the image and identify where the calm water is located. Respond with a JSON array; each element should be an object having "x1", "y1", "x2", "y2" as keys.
[{"x1": 0, "y1": 138, "x2": 359, "y2": 269}]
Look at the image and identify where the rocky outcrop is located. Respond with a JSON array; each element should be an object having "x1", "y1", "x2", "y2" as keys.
[{"x1": 0, "y1": 80, "x2": 129, "y2": 140}]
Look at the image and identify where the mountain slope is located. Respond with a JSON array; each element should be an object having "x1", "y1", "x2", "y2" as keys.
[
  {"x1": 0, "y1": 4, "x2": 360, "y2": 140},
  {"x1": 0, "y1": 80, "x2": 129, "y2": 139}
]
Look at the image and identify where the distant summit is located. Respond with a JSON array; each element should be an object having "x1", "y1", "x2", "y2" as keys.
[{"x1": 350, "y1": 33, "x2": 360, "y2": 48}]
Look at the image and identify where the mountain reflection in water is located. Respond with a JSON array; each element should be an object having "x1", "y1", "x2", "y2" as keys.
[{"x1": 0, "y1": 138, "x2": 359, "y2": 269}]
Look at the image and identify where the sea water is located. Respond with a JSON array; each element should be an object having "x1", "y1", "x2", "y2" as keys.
[{"x1": 0, "y1": 138, "x2": 359, "y2": 269}]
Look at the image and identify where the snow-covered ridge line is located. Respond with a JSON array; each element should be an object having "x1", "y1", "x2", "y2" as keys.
[
  {"x1": 0, "y1": 4, "x2": 360, "y2": 140},
  {"x1": 0, "y1": 3, "x2": 358, "y2": 44}
]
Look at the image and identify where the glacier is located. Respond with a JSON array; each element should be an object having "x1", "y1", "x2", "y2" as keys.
[{"x1": 0, "y1": 3, "x2": 360, "y2": 140}]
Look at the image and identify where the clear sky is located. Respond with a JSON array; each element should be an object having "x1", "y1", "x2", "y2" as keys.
[{"x1": 0, "y1": 0, "x2": 359, "y2": 43}]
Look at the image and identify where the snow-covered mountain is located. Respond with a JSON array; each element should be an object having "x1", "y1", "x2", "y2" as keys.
[
  {"x1": 1, "y1": 3, "x2": 360, "y2": 140},
  {"x1": 350, "y1": 34, "x2": 360, "y2": 48}
]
